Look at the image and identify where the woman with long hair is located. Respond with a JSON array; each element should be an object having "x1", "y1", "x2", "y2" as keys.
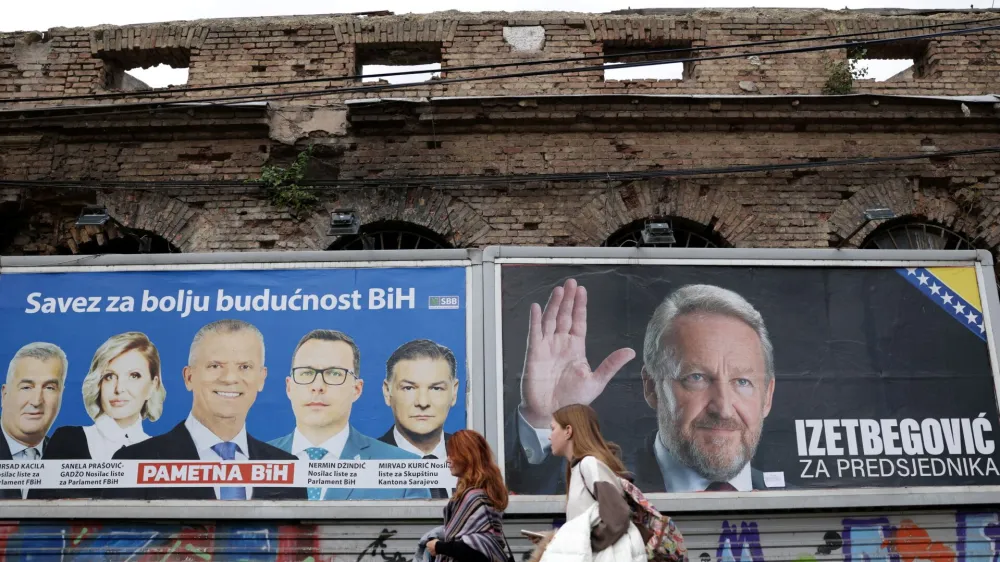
[
  {"x1": 425, "y1": 429, "x2": 513, "y2": 562},
  {"x1": 539, "y1": 403, "x2": 646, "y2": 562}
]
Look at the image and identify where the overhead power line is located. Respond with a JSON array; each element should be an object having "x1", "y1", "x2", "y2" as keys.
[
  {"x1": 3, "y1": 145, "x2": 997, "y2": 190},
  {"x1": 3, "y1": 15, "x2": 998, "y2": 105},
  {"x1": 1, "y1": 20, "x2": 999, "y2": 124}
]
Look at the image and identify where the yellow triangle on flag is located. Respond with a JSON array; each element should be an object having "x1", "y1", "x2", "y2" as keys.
[{"x1": 926, "y1": 266, "x2": 982, "y2": 312}]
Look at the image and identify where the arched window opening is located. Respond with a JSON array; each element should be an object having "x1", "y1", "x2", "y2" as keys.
[
  {"x1": 58, "y1": 227, "x2": 179, "y2": 255},
  {"x1": 0, "y1": 202, "x2": 25, "y2": 255},
  {"x1": 603, "y1": 217, "x2": 730, "y2": 249},
  {"x1": 861, "y1": 220, "x2": 976, "y2": 251},
  {"x1": 861, "y1": 219, "x2": 998, "y2": 285},
  {"x1": 327, "y1": 220, "x2": 453, "y2": 251}
]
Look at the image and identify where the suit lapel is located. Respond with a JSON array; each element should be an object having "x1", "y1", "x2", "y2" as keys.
[
  {"x1": 324, "y1": 426, "x2": 369, "y2": 501},
  {"x1": 169, "y1": 422, "x2": 203, "y2": 459},
  {"x1": 0, "y1": 433, "x2": 12, "y2": 460},
  {"x1": 168, "y1": 423, "x2": 214, "y2": 500},
  {"x1": 379, "y1": 427, "x2": 396, "y2": 447},
  {"x1": 634, "y1": 432, "x2": 666, "y2": 492}
]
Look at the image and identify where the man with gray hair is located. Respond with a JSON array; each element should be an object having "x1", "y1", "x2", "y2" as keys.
[
  {"x1": 511, "y1": 278, "x2": 775, "y2": 493},
  {"x1": 1, "y1": 342, "x2": 67, "y2": 500},
  {"x1": 110, "y1": 319, "x2": 305, "y2": 501},
  {"x1": 637, "y1": 283, "x2": 775, "y2": 492}
]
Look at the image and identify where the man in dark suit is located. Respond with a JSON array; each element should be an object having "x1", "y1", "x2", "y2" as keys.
[
  {"x1": 269, "y1": 329, "x2": 427, "y2": 501},
  {"x1": 378, "y1": 339, "x2": 459, "y2": 499},
  {"x1": 108, "y1": 319, "x2": 304, "y2": 500},
  {"x1": 508, "y1": 280, "x2": 777, "y2": 494},
  {"x1": 1, "y1": 342, "x2": 67, "y2": 500}
]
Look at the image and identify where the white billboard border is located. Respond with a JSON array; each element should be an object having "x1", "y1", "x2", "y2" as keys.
[
  {"x1": 483, "y1": 246, "x2": 1000, "y2": 515},
  {"x1": 0, "y1": 249, "x2": 484, "y2": 520}
]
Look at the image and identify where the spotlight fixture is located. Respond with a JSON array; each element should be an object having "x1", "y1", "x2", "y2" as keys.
[
  {"x1": 839, "y1": 206, "x2": 897, "y2": 248},
  {"x1": 328, "y1": 209, "x2": 360, "y2": 236},
  {"x1": 641, "y1": 221, "x2": 677, "y2": 245},
  {"x1": 75, "y1": 205, "x2": 110, "y2": 227}
]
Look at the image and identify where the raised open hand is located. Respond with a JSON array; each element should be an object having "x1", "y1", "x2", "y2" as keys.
[{"x1": 519, "y1": 278, "x2": 636, "y2": 428}]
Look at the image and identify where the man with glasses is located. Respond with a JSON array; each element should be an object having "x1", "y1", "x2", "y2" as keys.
[{"x1": 269, "y1": 329, "x2": 431, "y2": 501}]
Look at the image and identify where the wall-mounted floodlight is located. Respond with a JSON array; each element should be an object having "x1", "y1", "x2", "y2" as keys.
[
  {"x1": 328, "y1": 209, "x2": 360, "y2": 236},
  {"x1": 863, "y1": 207, "x2": 896, "y2": 221},
  {"x1": 641, "y1": 221, "x2": 676, "y2": 245},
  {"x1": 839, "y1": 206, "x2": 897, "y2": 248},
  {"x1": 75, "y1": 206, "x2": 110, "y2": 227}
]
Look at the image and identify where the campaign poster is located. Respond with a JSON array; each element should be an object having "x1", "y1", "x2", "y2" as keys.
[
  {"x1": 0, "y1": 265, "x2": 467, "y2": 501},
  {"x1": 499, "y1": 263, "x2": 1000, "y2": 495}
]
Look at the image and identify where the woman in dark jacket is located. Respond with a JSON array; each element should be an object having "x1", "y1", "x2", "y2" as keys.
[{"x1": 426, "y1": 430, "x2": 512, "y2": 562}]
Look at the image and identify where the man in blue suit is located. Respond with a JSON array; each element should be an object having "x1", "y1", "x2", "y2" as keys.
[{"x1": 269, "y1": 329, "x2": 430, "y2": 501}]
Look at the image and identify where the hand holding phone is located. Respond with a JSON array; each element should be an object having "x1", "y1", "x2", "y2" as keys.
[{"x1": 520, "y1": 530, "x2": 546, "y2": 544}]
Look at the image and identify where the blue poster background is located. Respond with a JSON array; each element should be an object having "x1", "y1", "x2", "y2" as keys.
[{"x1": 0, "y1": 265, "x2": 467, "y2": 443}]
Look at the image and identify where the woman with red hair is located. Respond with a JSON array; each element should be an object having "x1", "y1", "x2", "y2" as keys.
[{"x1": 425, "y1": 429, "x2": 513, "y2": 562}]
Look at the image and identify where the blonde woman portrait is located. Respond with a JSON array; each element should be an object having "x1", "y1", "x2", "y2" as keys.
[{"x1": 40, "y1": 332, "x2": 166, "y2": 461}]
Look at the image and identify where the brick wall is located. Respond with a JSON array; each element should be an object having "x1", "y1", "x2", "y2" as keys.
[
  {"x1": 2, "y1": 9, "x2": 999, "y2": 104},
  {"x1": 1, "y1": 9, "x2": 999, "y2": 256}
]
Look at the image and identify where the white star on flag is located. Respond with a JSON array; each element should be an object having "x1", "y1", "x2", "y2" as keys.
[
  {"x1": 906, "y1": 268, "x2": 917, "y2": 275},
  {"x1": 929, "y1": 282, "x2": 941, "y2": 295},
  {"x1": 942, "y1": 293, "x2": 954, "y2": 305},
  {"x1": 966, "y1": 311, "x2": 979, "y2": 324},
  {"x1": 954, "y1": 303, "x2": 966, "y2": 315},
  {"x1": 980, "y1": 323, "x2": 986, "y2": 333},
  {"x1": 917, "y1": 273, "x2": 929, "y2": 285}
]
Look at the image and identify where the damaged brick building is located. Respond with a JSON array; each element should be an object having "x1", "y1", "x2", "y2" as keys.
[{"x1": 1, "y1": 8, "x2": 999, "y2": 263}]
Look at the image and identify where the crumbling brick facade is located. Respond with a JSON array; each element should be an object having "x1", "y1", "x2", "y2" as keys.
[{"x1": 1, "y1": 9, "x2": 998, "y2": 258}]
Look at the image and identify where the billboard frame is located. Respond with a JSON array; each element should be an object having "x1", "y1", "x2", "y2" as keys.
[
  {"x1": 0, "y1": 249, "x2": 485, "y2": 520},
  {"x1": 483, "y1": 245, "x2": 1000, "y2": 514}
]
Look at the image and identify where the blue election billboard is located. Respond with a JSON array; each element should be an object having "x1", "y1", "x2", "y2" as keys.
[{"x1": 0, "y1": 264, "x2": 467, "y2": 501}]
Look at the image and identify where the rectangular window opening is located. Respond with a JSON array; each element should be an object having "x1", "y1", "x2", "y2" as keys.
[
  {"x1": 602, "y1": 40, "x2": 693, "y2": 82},
  {"x1": 99, "y1": 47, "x2": 191, "y2": 91},
  {"x1": 849, "y1": 40, "x2": 929, "y2": 82},
  {"x1": 356, "y1": 42, "x2": 443, "y2": 85}
]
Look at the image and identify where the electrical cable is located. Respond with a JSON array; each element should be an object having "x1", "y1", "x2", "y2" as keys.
[
  {"x1": 3, "y1": 14, "x2": 998, "y2": 105},
  {"x1": 2, "y1": 21, "x2": 999, "y2": 123},
  {"x1": 2, "y1": 145, "x2": 996, "y2": 190}
]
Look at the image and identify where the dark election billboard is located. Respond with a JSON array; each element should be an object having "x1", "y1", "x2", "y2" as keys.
[{"x1": 499, "y1": 262, "x2": 1000, "y2": 494}]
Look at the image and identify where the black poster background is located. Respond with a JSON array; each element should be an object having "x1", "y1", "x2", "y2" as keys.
[{"x1": 499, "y1": 264, "x2": 1000, "y2": 494}]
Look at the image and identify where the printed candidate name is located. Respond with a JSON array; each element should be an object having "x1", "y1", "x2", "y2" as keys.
[
  {"x1": 23, "y1": 287, "x2": 417, "y2": 317},
  {"x1": 795, "y1": 415, "x2": 1000, "y2": 480}
]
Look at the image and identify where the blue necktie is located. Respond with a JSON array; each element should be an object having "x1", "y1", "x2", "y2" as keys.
[
  {"x1": 306, "y1": 447, "x2": 329, "y2": 500},
  {"x1": 211, "y1": 441, "x2": 247, "y2": 500}
]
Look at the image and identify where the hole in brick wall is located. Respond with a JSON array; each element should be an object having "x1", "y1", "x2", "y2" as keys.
[
  {"x1": 99, "y1": 47, "x2": 191, "y2": 91},
  {"x1": 252, "y1": 65, "x2": 267, "y2": 72},
  {"x1": 259, "y1": 240, "x2": 277, "y2": 250},
  {"x1": 523, "y1": 222, "x2": 540, "y2": 230},
  {"x1": 849, "y1": 40, "x2": 929, "y2": 81},
  {"x1": 602, "y1": 40, "x2": 693, "y2": 81},
  {"x1": 361, "y1": 63, "x2": 441, "y2": 84},
  {"x1": 426, "y1": 140, "x2": 443, "y2": 149},
  {"x1": 357, "y1": 42, "x2": 443, "y2": 84},
  {"x1": 122, "y1": 64, "x2": 189, "y2": 89}
]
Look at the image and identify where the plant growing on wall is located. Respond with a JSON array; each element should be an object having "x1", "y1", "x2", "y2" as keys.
[
  {"x1": 823, "y1": 47, "x2": 869, "y2": 95},
  {"x1": 254, "y1": 146, "x2": 319, "y2": 218}
]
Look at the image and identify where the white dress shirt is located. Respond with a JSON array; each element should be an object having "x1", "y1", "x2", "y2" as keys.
[
  {"x1": 2, "y1": 426, "x2": 43, "y2": 499},
  {"x1": 653, "y1": 431, "x2": 752, "y2": 492},
  {"x1": 83, "y1": 414, "x2": 149, "y2": 460},
  {"x1": 392, "y1": 426, "x2": 446, "y2": 460},
  {"x1": 184, "y1": 414, "x2": 252, "y2": 500},
  {"x1": 290, "y1": 425, "x2": 351, "y2": 500}
]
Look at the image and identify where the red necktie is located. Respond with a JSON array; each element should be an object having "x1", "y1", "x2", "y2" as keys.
[{"x1": 705, "y1": 481, "x2": 737, "y2": 492}]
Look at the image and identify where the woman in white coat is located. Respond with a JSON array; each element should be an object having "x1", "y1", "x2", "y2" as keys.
[{"x1": 537, "y1": 404, "x2": 646, "y2": 562}]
